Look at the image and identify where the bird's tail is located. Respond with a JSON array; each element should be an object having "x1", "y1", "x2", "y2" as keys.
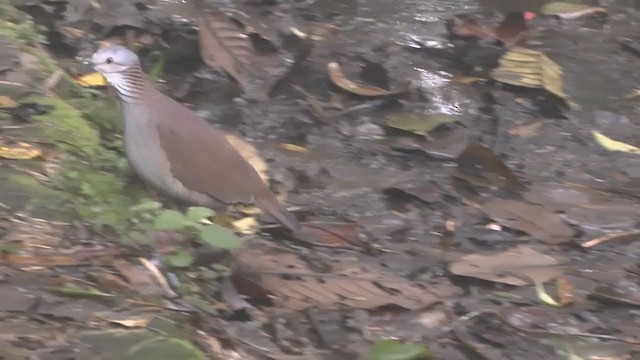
[{"x1": 254, "y1": 193, "x2": 301, "y2": 232}]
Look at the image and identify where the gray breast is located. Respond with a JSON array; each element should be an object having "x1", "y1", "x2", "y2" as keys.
[{"x1": 121, "y1": 102, "x2": 215, "y2": 207}]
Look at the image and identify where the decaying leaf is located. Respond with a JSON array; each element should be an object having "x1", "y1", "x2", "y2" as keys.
[
  {"x1": 453, "y1": 143, "x2": 525, "y2": 192},
  {"x1": 327, "y1": 62, "x2": 410, "y2": 97},
  {"x1": 279, "y1": 143, "x2": 309, "y2": 153},
  {"x1": 233, "y1": 248, "x2": 459, "y2": 310},
  {"x1": 97, "y1": 313, "x2": 153, "y2": 328},
  {"x1": 493, "y1": 12, "x2": 532, "y2": 48},
  {"x1": 541, "y1": 2, "x2": 607, "y2": 19},
  {"x1": 0, "y1": 95, "x2": 18, "y2": 108},
  {"x1": 481, "y1": 199, "x2": 576, "y2": 243},
  {"x1": 197, "y1": 7, "x2": 284, "y2": 99},
  {"x1": 447, "y1": 16, "x2": 495, "y2": 40},
  {"x1": 383, "y1": 181, "x2": 444, "y2": 204},
  {"x1": 75, "y1": 72, "x2": 108, "y2": 87},
  {"x1": 232, "y1": 216, "x2": 259, "y2": 235},
  {"x1": 0, "y1": 141, "x2": 42, "y2": 160},
  {"x1": 447, "y1": 12, "x2": 533, "y2": 48},
  {"x1": 507, "y1": 121, "x2": 543, "y2": 138},
  {"x1": 592, "y1": 131, "x2": 640, "y2": 155},
  {"x1": 449, "y1": 245, "x2": 564, "y2": 286},
  {"x1": 386, "y1": 113, "x2": 459, "y2": 137},
  {"x1": 492, "y1": 48, "x2": 571, "y2": 106},
  {"x1": 198, "y1": 8, "x2": 253, "y2": 87},
  {"x1": 112, "y1": 259, "x2": 174, "y2": 297}
]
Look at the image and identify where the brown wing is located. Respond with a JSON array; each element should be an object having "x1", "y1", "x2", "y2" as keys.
[{"x1": 148, "y1": 88, "x2": 268, "y2": 205}]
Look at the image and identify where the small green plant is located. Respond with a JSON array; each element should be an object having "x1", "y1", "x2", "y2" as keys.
[{"x1": 153, "y1": 206, "x2": 244, "y2": 250}]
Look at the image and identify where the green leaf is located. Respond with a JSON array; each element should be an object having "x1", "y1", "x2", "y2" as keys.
[
  {"x1": 164, "y1": 249, "x2": 194, "y2": 268},
  {"x1": 185, "y1": 206, "x2": 215, "y2": 222},
  {"x1": 130, "y1": 200, "x2": 163, "y2": 212},
  {"x1": 367, "y1": 340, "x2": 431, "y2": 360},
  {"x1": 386, "y1": 113, "x2": 459, "y2": 137},
  {"x1": 154, "y1": 209, "x2": 188, "y2": 230},
  {"x1": 199, "y1": 224, "x2": 243, "y2": 249}
]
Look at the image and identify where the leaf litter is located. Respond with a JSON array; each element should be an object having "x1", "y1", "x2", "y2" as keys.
[
  {"x1": 481, "y1": 199, "x2": 576, "y2": 244},
  {"x1": 6, "y1": 1, "x2": 640, "y2": 359},
  {"x1": 449, "y1": 245, "x2": 564, "y2": 286},
  {"x1": 233, "y1": 248, "x2": 461, "y2": 310}
]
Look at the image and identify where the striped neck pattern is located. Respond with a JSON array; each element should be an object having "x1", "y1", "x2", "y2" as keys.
[{"x1": 105, "y1": 65, "x2": 148, "y2": 105}]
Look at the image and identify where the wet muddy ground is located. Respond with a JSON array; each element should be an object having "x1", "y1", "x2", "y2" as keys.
[{"x1": 1, "y1": 0, "x2": 640, "y2": 359}]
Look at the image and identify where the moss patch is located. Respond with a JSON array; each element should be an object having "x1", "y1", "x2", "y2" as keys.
[
  {"x1": 20, "y1": 96, "x2": 101, "y2": 156},
  {"x1": 0, "y1": 171, "x2": 73, "y2": 220}
]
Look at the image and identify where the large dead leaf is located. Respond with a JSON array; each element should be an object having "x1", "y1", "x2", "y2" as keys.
[
  {"x1": 481, "y1": 199, "x2": 575, "y2": 243},
  {"x1": 327, "y1": 62, "x2": 410, "y2": 97},
  {"x1": 233, "y1": 248, "x2": 459, "y2": 310},
  {"x1": 492, "y1": 48, "x2": 571, "y2": 106},
  {"x1": 449, "y1": 245, "x2": 563, "y2": 286},
  {"x1": 197, "y1": 7, "x2": 283, "y2": 99},
  {"x1": 453, "y1": 143, "x2": 525, "y2": 192}
]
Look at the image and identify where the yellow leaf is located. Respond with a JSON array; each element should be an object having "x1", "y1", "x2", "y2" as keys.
[
  {"x1": 0, "y1": 95, "x2": 18, "y2": 108},
  {"x1": 592, "y1": 131, "x2": 640, "y2": 154},
  {"x1": 75, "y1": 72, "x2": 108, "y2": 87},
  {"x1": 0, "y1": 142, "x2": 42, "y2": 159},
  {"x1": 279, "y1": 143, "x2": 309, "y2": 153},
  {"x1": 233, "y1": 217, "x2": 259, "y2": 235}
]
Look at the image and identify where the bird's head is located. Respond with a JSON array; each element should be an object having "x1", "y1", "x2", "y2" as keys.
[
  {"x1": 91, "y1": 45, "x2": 146, "y2": 102},
  {"x1": 92, "y1": 45, "x2": 140, "y2": 74}
]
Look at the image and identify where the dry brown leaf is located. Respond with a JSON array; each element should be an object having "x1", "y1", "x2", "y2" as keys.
[
  {"x1": 481, "y1": 199, "x2": 576, "y2": 244},
  {"x1": 233, "y1": 248, "x2": 458, "y2": 310},
  {"x1": 449, "y1": 245, "x2": 563, "y2": 286},
  {"x1": 112, "y1": 259, "x2": 174, "y2": 297},
  {"x1": 97, "y1": 313, "x2": 153, "y2": 328},
  {"x1": 507, "y1": 121, "x2": 543, "y2": 138},
  {"x1": 0, "y1": 95, "x2": 18, "y2": 108},
  {"x1": 453, "y1": 143, "x2": 524, "y2": 192},
  {"x1": 0, "y1": 254, "x2": 82, "y2": 266},
  {"x1": 197, "y1": 7, "x2": 284, "y2": 99},
  {"x1": 554, "y1": 277, "x2": 575, "y2": 306},
  {"x1": 198, "y1": 8, "x2": 253, "y2": 87},
  {"x1": 327, "y1": 62, "x2": 409, "y2": 97}
]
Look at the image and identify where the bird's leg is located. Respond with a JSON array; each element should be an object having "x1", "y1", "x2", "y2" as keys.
[{"x1": 212, "y1": 204, "x2": 235, "y2": 227}]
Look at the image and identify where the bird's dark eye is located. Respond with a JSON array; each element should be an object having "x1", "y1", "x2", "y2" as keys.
[{"x1": 106, "y1": 57, "x2": 114, "y2": 64}]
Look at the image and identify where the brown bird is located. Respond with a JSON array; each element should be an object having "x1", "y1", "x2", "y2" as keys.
[{"x1": 92, "y1": 45, "x2": 301, "y2": 232}]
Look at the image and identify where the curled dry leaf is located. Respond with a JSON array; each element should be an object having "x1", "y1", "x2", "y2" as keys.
[
  {"x1": 449, "y1": 245, "x2": 564, "y2": 286},
  {"x1": 233, "y1": 248, "x2": 459, "y2": 310},
  {"x1": 541, "y1": 2, "x2": 607, "y2": 20},
  {"x1": 481, "y1": 199, "x2": 575, "y2": 244},
  {"x1": 327, "y1": 62, "x2": 410, "y2": 97},
  {"x1": 492, "y1": 48, "x2": 571, "y2": 106},
  {"x1": 592, "y1": 131, "x2": 640, "y2": 155}
]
